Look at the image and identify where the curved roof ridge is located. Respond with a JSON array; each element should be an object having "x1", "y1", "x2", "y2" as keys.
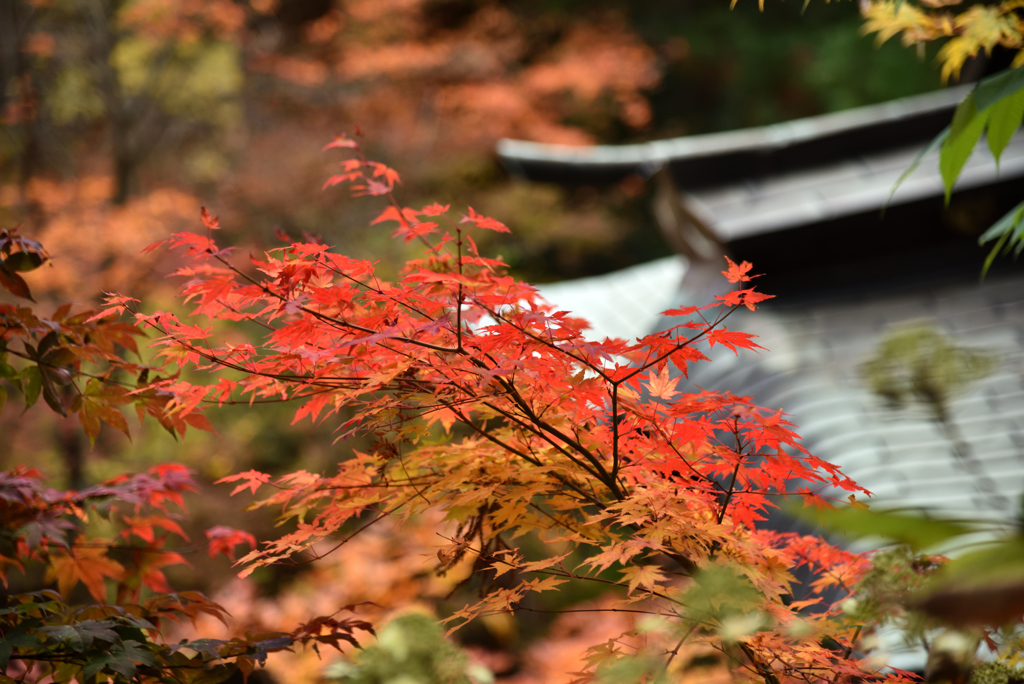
[{"x1": 497, "y1": 84, "x2": 972, "y2": 168}]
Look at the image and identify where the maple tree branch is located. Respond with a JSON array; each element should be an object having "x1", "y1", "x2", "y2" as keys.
[
  {"x1": 716, "y1": 419, "x2": 747, "y2": 525},
  {"x1": 456, "y1": 226, "x2": 464, "y2": 353},
  {"x1": 478, "y1": 398, "x2": 610, "y2": 491},
  {"x1": 448, "y1": 395, "x2": 700, "y2": 575},
  {"x1": 488, "y1": 374, "x2": 620, "y2": 499},
  {"x1": 446, "y1": 537, "x2": 689, "y2": 608},
  {"x1": 137, "y1": 317, "x2": 362, "y2": 389},
  {"x1": 480, "y1": 304, "x2": 610, "y2": 379},
  {"x1": 611, "y1": 384, "x2": 621, "y2": 481},
  {"x1": 526, "y1": 501, "x2": 588, "y2": 537},
  {"x1": 616, "y1": 304, "x2": 740, "y2": 386},
  {"x1": 283, "y1": 499, "x2": 406, "y2": 567},
  {"x1": 207, "y1": 249, "x2": 460, "y2": 355},
  {"x1": 739, "y1": 643, "x2": 782, "y2": 684},
  {"x1": 395, "y1": 436, "x2": 432, "y2": 506},
  {"x1": 831, "y1": 625, "x2": 862, "y2": 684},
  {"x1": 649, "y1": 420, "x2": 729, "y2": 495},
  {"x1": 664, "y1": 622, "x2": 700, "y2": 668},
  {"x1": 515, "y1": 606, "x2": 665, "y2": 617}
]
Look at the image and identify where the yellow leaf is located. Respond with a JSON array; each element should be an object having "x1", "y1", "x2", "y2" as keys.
[
  {"x1": 518, "y1": 552, "x2": 572, "y2": 574},
  {"x1": 643, "y1": 365, "x2": 680, "y2": 401},
  {"x1": 491, "y1": 561, "x2": 518, "y2": 578},
  {"x1": 620, "y1": 564, "x2": 668, "y2": 596},
  {"x1": 523, "y1": 576, "x2": 569, "y2": 593}
]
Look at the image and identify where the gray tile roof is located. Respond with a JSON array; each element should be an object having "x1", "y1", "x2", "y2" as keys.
[
  {"x1": 686, "y1": 132, "x2": 1024, "y2": 241},
  {"x1": 684, "y1": 132, "x2": 1024, "y2": 242},
  {"x1": 663, "y1": 272, "x2": 1024, "y2": 526},
  {"x1": 539, "y1": 258, "x2": 1024, "y2": 669}
]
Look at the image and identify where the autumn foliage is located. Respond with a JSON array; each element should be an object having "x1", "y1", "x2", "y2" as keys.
[
  {"x1": 0, "y1": 135, "x2": 923, "y2": 683},
  {"x1": 0, "y1": 461, "x2": 377, "y2": 683},
  {"x1": 10, "y1": 0, "x2": 1024, "y2": 678}
]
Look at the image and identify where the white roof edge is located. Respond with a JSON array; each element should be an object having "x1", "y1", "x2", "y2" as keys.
[{"x1": 497, "y1": 85, "x2": 973, "y2": 167}]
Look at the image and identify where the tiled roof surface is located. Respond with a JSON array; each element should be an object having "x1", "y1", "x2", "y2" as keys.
[
  {"x1": 536, "y1": 257, "x2": 1024, "y2": 526},
  {"x1": 535, "y1": 256, "x2": 686, "y2": 343},
  {"x1": 663, "y1": 270, "x2": 1024, "y2": 527},
  {"x1": 686, "y1": 131, "x2": 1024, "y2": 241}
]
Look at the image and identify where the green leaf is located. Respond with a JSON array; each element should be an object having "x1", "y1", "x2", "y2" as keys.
[
  {"x1": 986, "y1": 87, "x2": 1024, "y2": 163},
  {"x1": 795, "y1": 505, "x2": 972, "y2": 551},
  {"x1": 939, "y1": 537, "x2": 1024, "y2": 583},
  {"x1": 0, "y1": 623, "x2": 43, "y2": 671},
  {"x1": 973, "y1": 66, "x2": 1024, "y2": 112},
  {"x1": 174, "y1": 638, "x2": 229, "y2": 663},
  {"x1": 82, "y1": 653, "x2": 115, "y2": 682},
  {"x1": 22, "y1": 366, "x2": 42, "y2": 410},
  {"x1": 40, "y1": 625, "x2": 85, "y2": 652},
  {"x1": 912, "y1": 537, "x2": 1024, "y2": 625},
  {"x1": 979, "y1": 198, "x2": 1024, "y2": 277},
  {"x1": 105, "y1": 640, "x2": 158, "y2": 680},
  {"x1": 0, "y1": 600, "x2": 58, "y2": 618},
  {"x1": 981, "y1": 229, "x2": 1011, "y2": 279},
  {"x1": 979, "y1": 198, "x2": 1024, "y2": 244},
  {"x1": 888, "y1": 126, "x2": 948, "y2": 204},
  {"x1": 76, "y1": 620, "x2": 120, "y2": 647},
  {"x1": 2, "y1": 251, "x2": 44, "y2": 273},
  {"x1": 0, "y1": 386, "x2": 6, "y2": 414},
  {"x1": 941, "y1": 93, "x2": 989, "y2": 204}
]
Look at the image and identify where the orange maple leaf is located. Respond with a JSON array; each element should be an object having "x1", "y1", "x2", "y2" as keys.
[
  {"x1": 47, "y1": 547, "x2": 125, "y2": 603},
  {"x1": 371, "y1": 205, "x2": 419, "y2": 227},
  {"x1": 643, "y1": 365, "x2": 680, "y2": 401},
  {"x1": 425, "y1": 406, "x2": 459, "y2": 434},
  {"x1": 200, "y1": 206, "x2": 221, "y2": 231},
  {"x1": 461, "y1": 207, "x2": 510, "y2": 233}
]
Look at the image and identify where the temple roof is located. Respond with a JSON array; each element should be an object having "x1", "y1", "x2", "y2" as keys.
[{"x1": 498, "y1": 86, "x2": 1024, "y2": 280}]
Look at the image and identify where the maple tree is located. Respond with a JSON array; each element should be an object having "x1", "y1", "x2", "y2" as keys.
[{"x1": 48, "y1": 134, "x2": 927, "y2": 684}]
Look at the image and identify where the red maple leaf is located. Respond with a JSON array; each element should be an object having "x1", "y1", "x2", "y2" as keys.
[{"x1": 721, "y1": 256, "x2": 759, "y2": 283}]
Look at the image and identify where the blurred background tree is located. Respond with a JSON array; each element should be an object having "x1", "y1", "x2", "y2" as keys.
[{"x1": 2, "y1": 0, "x2": 943, "y2": 283}]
